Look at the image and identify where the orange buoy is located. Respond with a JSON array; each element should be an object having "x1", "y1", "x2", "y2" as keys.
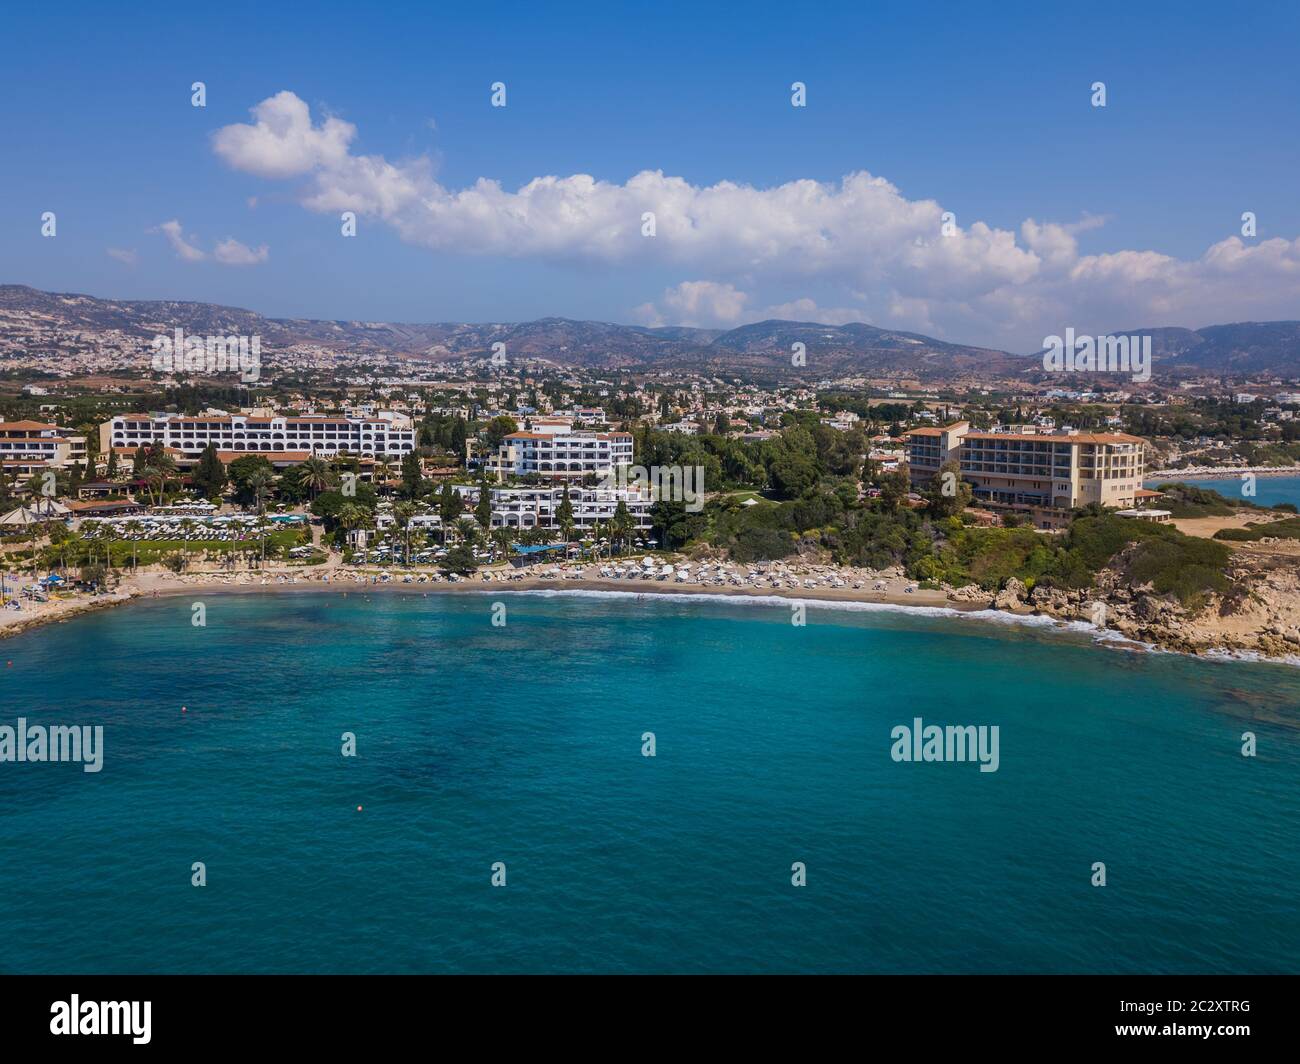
[{"x1": 356, "y1": 805, "x2": 363, "y2": 812}]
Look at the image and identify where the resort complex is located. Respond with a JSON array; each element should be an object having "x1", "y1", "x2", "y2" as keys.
[
  {"x1": 904, "y1": 422, "x2": 1148, "y2": 528},
  {"x1": 100, "y1": 411, "x2": 419, "y2": 464},
  {"x1": 485, "y1": 423, "x2": 635, "y2": 481},
  {"x1": 0, "y1": 418, "x2": 90, "y2": 485}
]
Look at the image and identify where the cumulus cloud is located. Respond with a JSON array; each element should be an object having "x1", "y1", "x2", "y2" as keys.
[
  {"x1": 214, "y1": 238, "x2": 270, "y2": 266},
  {"x1": 152, "y1": 220, "x2": 269, "y2": 267},
  {"x1": 106, "y1": 247, "x2": 138, "y2": 266},
  {"x1": 211, "y1": 90, "x2": 356, "y2": 178},
  {"x1": 154, "y1": 219, "x2": 207, "y2": 262},
  {"x1": 634, "y1": 281, "x2": 749, "y2": 327},
  {"x1": 635, "y1": 285, "x2": 868, "y2": 329},
  {"x1": 211, "y1": 91, "x2": 1300, "y2": 348}
]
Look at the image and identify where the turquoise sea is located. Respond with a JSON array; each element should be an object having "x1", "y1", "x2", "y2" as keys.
[
  {"x1": 1, "y1": 590, "x2": 1297, "y2": 974},
  {"x1": 1149, "y1": 474, "x2": 1300, "y2": 510}
]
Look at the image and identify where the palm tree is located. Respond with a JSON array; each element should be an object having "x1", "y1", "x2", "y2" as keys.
[
  {"x1": 47, "y1": 524, "x2": 74, "y2": 573},
  {"x1": 393, "y1": 501, "x2": 417, "y2": 567},
  {"x1": 336, "y1": 502, "x2": 370, "y2": 555},
  {"x1": 255, "y1": 515, "x2": 273, "y2": 568},
  {"x1": 592, "y1": 518, "x2": 610, "y2": 560},
  {"x1": 299, "y1": 457, "x2": 332, "y2": 500},
  {"x1": 143, "y1": 453, "x2": 179, "y2": 504},
  {"x1": 455, "y1": 518, "x2": 480, "y2": 552},
  {"x1": 610, "y1": 501, "x2": 633, "y2": 557},
  {"x1": 557, "y1": 483, "x2": 576, "y2": 546},
  {"x1": 123, "y1": 519, "x2": 143, "y2": 570},
  {"x1": 372, "y1": 458, "x2": 394, "y2": 497},
  {"x1": 140, "y1": 465, "x2": 165, "y2": 507},
  {"x1": 245, "y1": 469, "x2": 274, "y2": 516},
  {"x1": 491, "y1": 524, "x2": 514, "y2": 562}
]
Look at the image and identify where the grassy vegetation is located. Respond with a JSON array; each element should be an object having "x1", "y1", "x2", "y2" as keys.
[
  {"x1": 657, "y1": 492, "x2": 1235, "y2": 607},
  {"x1": 1148, "y1": 482, "x2": 1253, "y2": 518},
  {"x1": 1215, "y1": 516, "x2": 1300, "y2": 542}
]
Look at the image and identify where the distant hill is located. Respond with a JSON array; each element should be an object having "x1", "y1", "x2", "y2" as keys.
[
  {"x1": 0, "y1": 285, "x2": 1020, "y2": 377},
  {"x1": 1113, "y1": 322, "x2": 1300, "y2": 374},
  {"x1": 3, "y1": 284, "x2": 1299, "y2": 379}
]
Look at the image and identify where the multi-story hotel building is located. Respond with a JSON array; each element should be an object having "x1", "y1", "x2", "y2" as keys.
[
  {"x1": 0, "y1": 419, "x2": 89, "y2": 483},
  {"x1": 904, "y1": 421, "x2": 1146, "y2": 528},
  {"x1": 488, "y1": 423, "x2": 634, "y2": 481},
  {"x1": 478, "y1": 485, "x2": 652, "y2": 530},
  {"x1": 377, "y1": 485, "x2": 653, "y2": 534},
  {"x1": 100, "y1": 411, "x2": 417, "y2": 465}
]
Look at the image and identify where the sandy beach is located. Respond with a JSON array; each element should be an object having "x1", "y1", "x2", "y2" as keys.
[
  {"x1": 1146, "y1": 465, "x2": 1300, "y2": 480},
  {"x1": 0, "y1": 557, "x2": 959, "y2": 643},
  {"x1": 6, "y1": 549, "x2": 1298, "y2": 664}
]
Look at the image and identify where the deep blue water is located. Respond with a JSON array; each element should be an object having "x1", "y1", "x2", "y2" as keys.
[
  {"x1": 1149, "y1": 475, "x2": 1300, "y2": 510},
  {"x1": 1, "y1": 590, "x2": 1297, "y2": 974}
]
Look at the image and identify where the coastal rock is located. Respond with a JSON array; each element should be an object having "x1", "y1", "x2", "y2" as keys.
[
  {"x1": 1134, "y1": 594, "x2": 1176, "y2": 622},
  {"x1": 993, "y1": 578, "x2": 1028, "y2": 611}
]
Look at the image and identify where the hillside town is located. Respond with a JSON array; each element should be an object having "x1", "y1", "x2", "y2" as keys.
[{"x1": 6, "y1": 321, "x2": 1300, "y2": 660}]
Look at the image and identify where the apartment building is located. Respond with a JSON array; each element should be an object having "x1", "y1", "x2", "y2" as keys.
[
  {"x1": 488, "y1": 423, "x2": 634, "y2": 481},
  {"x1": 378, "y1": 485, "x2": 653, "y2": 534},
  {"x1": 0, "y1": 419, "x2": 89, "y2": 483},
  {"x1": 100, "y1": 411, "x2": 417, "y2": 465},
  {"x1": 479, "y1": 485, "x2": 652, "y2": 531},
  {"x1": 904, "y1": 421, "x2": 1146, "y2": 528}
]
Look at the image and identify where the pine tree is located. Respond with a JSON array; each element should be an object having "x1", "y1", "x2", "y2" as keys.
[
  {"x1": 193, "y1": 444, "x2": 227, "y2": 499},
  {"x1": 557, "y1": 482, "x2": 575, "y2": 543},
  {"x1": 475, "y1": 475, "x2": 493, "y2": 529}
]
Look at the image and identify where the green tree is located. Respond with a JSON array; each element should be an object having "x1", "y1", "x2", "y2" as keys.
[
  {"x1": 245, "y1": 469, "x2": 274, "y2": 515},
  {"x1": 610, "y1": 500, "x2": 633, "y2": 555},
  {"x1": 926, "y1": 461, "x2": 972, "y2": 518},
  {"x1": 450, "y1": 418, "x2": 468, "y2": 464},
  {"x1": 123, "y1": 519, "x2": 143, "y2": 569},
  {"x1": 228, "y1": 455, "x2": 276, "y2": 506},
  {"x1": 491, "y1": 524, "x2": 515, "y2": 562},
  {"x1": 440, "y1": 543, "x2": 477, "y2": 573},
  {"x1": 192, "y1": 444, "x2": 228, "y2": 498},
  {"x1": 556, "y1": 483, "x2": 575, "y2": 543},
  {"x1": 482, "y1": 415, "x2": 519, "y2": 452},
  {"x1": 438, "y1": 482, "x2": 464, "y2": 542},
  {"x1": 399, "y1": 452, "x2": 424, "y2": 499},
  {"x1": 879, "y1": 469, "x2": 911, "y2": 511},
  {"x1": 474, "y1": 476, "x2": 493, "y2": 530},
  {"x1": 297, "y1": 456, "x2": 332, "y2": 500},
  {"x1": 393, "y1": 501, "x2": 417, "y2": 566}
]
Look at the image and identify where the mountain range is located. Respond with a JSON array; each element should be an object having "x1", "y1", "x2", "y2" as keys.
[{"x1": 2, "y1": 284, "x2": 1298, "y2": 379}]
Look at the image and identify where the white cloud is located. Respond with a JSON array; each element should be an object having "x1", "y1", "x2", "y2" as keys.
[
  {"x1": 154, "y1": 219, "x2": 206, "y2": 262},
  {"x1": 106, "y1": 247, "x2": 138, "y2": 266},
  {"x1": 635, "y1": 286, "x2": 869, "y2": 329},
  {"x1": 211, "y1": 90, "x2": 356, "y2": 178},
  {"x1": 635, "y1": 281, "x2": 749, "y2": 327},
  {"x1": 758, "y1": 297, "x2": 869, "y2": 326},
  {"x1": 152, "y1": 220, "x2": 269, "y2": 267},
  {"x1": 213, "y1": 238, "x2": 270, "y2": 266},
  {"x1": 212, "y1": 91, "x2": 1300, "y2": 348}
]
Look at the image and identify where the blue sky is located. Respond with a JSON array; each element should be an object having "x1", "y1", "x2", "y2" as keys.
[{"x1": 2, "y1": 0, "x2": 1298, "y2": 351}]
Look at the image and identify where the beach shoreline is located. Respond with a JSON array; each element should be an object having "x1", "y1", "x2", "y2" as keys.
[
  {"x1": 0, "y1": 561, "x2": 959, "y2": 640},
  {"x1": 2, "y1": 559, "x2": 1288, "y2": 667},
  {"x1": 1146, "y1": 465, "x2": 1300, "y2": 481}
]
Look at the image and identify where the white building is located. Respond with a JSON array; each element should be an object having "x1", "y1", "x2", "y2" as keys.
[
  {"x1": 101, "y1": 411, "x2": 417, "y2": 463},
  {"x1": 0, "y1": 419, "x2": 89, "y2": 483},
  {"x1": 490, "y1": 426, "x2": 634, "y2": 480},
  {"x1": 664, "y1": 421, "x2": 701, "y2": 435},
  {"x1": 377, "y1": 485, "x2": 653, "y2": 533}
]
